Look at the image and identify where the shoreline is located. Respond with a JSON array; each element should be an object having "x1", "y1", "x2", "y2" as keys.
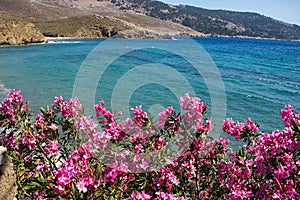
[
  {"x1": 46, "y1": 35, "x2": 300, "y2": 42},
  {"x1": 1, "y1": 35, "x2": 299, "y2": 48},
  {"x1": 202, "y1": 34, "x2": 300, "y2": 42}
]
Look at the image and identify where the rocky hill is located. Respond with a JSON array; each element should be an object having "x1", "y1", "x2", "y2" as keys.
[
  {"x1": 34, "y1": 13, "x2": 204, "y2": 39},
  {"x1": 0, "y1": 12, "x2": 46, "y2": 45},
  {"x1": 110, "y1": 0, "x2": 300, "y2": 40},
  {"x1": 0, "y1": 0, "x2": 204, "y2": 41},
  {"x1": 0, "y1": 0, "x2": 300, "y2": 44}
]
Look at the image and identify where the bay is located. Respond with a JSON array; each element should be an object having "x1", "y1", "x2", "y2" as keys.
[{"x1": 0, "y1": 37, "x2": 299, "y2": 139}]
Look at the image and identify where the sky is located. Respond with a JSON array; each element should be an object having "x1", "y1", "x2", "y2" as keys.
[{"x1": 160, "y1": 0, "x2": 300, "y2": 26}]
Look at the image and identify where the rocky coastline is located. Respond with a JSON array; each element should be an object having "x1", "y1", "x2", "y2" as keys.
[
  {"x1": 0, "y1": 9, "x2": 298, "y2": 46},
  {"x1": 0, "y1": 10, "x2": 205, "y2": 46},
  {"x1": 0, "y1": 13, "x2": 47, "y2": 45}
]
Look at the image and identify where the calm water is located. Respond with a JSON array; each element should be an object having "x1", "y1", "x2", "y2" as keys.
[{"x1": 0, "y1": 37, "x2": 299, "y2": 138}]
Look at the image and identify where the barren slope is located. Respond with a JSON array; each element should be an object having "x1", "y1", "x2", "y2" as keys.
[{"x1": 0, "y1": 0, "x2": 205, "y2": 39}]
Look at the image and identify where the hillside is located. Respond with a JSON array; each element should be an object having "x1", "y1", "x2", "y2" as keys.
[
  {"x1": 110, "y1": 0, "x2": 300, "y2": 40},
  {"x1": 0, "y1": 0, "x2": 300, "y2": 42},
  {"x1": 0, "y1": 12, "x2": 46, "y2": 45},
  {"x1": 0, "y1": 0, "x2": 204, "y2": 40},
  {"x1": 34, "y1": 13, "x2": 204, "y2": 38}
]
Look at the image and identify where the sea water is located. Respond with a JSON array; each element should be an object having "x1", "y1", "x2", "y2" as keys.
[{"x1": 0, "y1": 37, "x2": 299, "y2": 138}]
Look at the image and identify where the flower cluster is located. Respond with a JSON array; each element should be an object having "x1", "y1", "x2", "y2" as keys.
[
  {"x1": 0, "y1": 90, "x2": 26, "y2": 123},
  {"x1": 0, "y1": 90, "x2": 299, "y2": 199},
  {"x1": 53, "y1": 144, "x2": 99, "y2": 196},
  {"x1": 131, "y1": 105, "x2": 148, "y2": 126}
]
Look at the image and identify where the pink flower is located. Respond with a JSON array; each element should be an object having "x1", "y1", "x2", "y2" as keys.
[
  {"x1": 76, "y1": 180, "x2": 88, "y2": 193},
  {"x1": 155, "y1": 191, "x2": 188, "y2": 200},
  {"x1": 196, "y1": 118, "x2": 213, "y2": 133},
  {"x1": 140, "y1": 159, "x2": 149, "y2": 170},
  {"x1": 34, "y1": 113, "x2": 45, "y2": 129},
  {"x1": 154, "y1": 137, "x2": 166, "y2": 150},
  {"x1": 90, "y1": 131, "x2": 111, "y2": 149},
  {"x1": 53, "y1": 185, "x2": 65, "y2": 195},
  {"x1": 104, "y1": 121, "x2": 125, "y2": 141},
  {"x1": 74, "y1": 115, "x2": 98, "y2": 136},
  {"x1": 245, "y1": 118, "x2": 259, "y2": 132},
  {"x1": 55, "y1": 170, "x2": 72, "y2": 186},
  {"x1": 75, "y1": 177, "x2": 95, "y2": 193},
  {"x1": 46, "y1": 124, "x2": 59, "y2": 131},
  {"x1": 19, "y1": 133, "x2": 36, "y2": 150},
  {"x1": 130, "y1": 191, "x2": 151, "y2": 200},
  {"x1": 180, "y1": 93, "x2": 205, "y2": 122},
  {"x1": 157, "y1": 106, "x2": 174, "y2": 128},
  {"x1": 280, "y1": 105, "x2": 294, "y2": 127},
  {"x1": 131, "y1": 105, "x2": 148, "y2": 126},
  {"x1": 52, "y1": 97, "x2": 82, "y2": 118},
  {"x1": 94, "y1": 99, "x2": 114, "y2": 120},
  {"x1": 134, "y1": 143, "x2": 144, "y2": 153},
  {"x1": 104, "y1": 164, "x2": 121, "y2": 183},
  {"x1": 222, "y1": 118, "x2": 244, "y2": 141},
  {"x1": 52, "y1": 96, "x2": 63, "y2": 109},
  {"x1": 34, "y1": 190, "x2": 46, "y2": 200},
  {"x1": 161, "y1": 167, "x2": 180, "y2": 186},
  {"x1": 44, "y1": 141, "x2": 59, "y2": 156},
  {"x1": 274, "y1": 165, "x2": 289, "y2": 181},
  {"x1": 0, "y1": 90, "x2": 26, "y2": 123}
]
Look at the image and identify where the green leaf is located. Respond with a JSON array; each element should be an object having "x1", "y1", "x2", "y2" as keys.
[{"x1": 110, "y1": 196, "x2": 116, "y2": 200}]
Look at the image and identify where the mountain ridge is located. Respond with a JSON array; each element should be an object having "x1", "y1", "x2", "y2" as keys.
[
  {"x1": 0, "y1": 0, "x2": 299, "y2": 44},
  {"x1": 0, "y1": 0, "x2": 205, "y2": 40},
  {"x1": 109, "y1": 0, "x2": 300, "y2": 40}
]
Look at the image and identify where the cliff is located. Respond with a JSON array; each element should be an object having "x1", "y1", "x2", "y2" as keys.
[
  {"x1": 0, "y1": 147, "x2": 17, "y2": 200},
  {"x1": 0, "y1": 12, "x2": 47, "y2": 45}
]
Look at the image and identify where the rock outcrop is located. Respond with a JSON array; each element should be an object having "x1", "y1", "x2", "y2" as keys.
[
  {"x1": 0, "y1": 12, "x2": 47, "y2": 45},
  {"x1": 75, "y1": 26, "x2": 119, "y2": 38},
  {"x1": 0, "y1": 147, "x2": 17, "y2": 200}
]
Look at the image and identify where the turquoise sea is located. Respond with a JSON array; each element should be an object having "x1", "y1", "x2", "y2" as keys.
[{"x1": 0, "y1": 37, "x2": 299, "y2": 137}]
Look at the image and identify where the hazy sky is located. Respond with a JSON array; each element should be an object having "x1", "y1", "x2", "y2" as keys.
[{"x1": 160, "y1": 0, "x2": 300, "y2": 25}]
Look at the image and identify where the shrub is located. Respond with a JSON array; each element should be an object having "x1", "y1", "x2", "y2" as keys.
[{"x1": 0, "y1": 90, "x2": 299, "y2": 199}]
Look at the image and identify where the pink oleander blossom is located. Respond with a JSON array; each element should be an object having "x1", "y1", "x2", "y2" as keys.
[
  {"x1": 55, "y1": 170, "x2": 73, "y2": 186},
  {"x1": 130, "y1": 191, "x2": 151, "y2": 200},
  {"x1": 104, "y1": 163, "x2": 122, "y2": 183},
  {"x1": 180, "y1": 93, "x2": 205, "y2": 122},
  {"x1": 157, "y1": 106, "x2": 174, "y2": 128},
  {"x1": 160, "y1": 167, "x2": 180, "y2": 186},
  {"x1": 222, "y1": 118, "x2": 244, "y2": 141},
  {"x1": 34, "y1": 113, "x2": 45, "y2": 129},
  {"x1": 245, "y1": 118, "x2": 259, "y2": 132},
  {"x1": 76, "y1": 176, "x2": 98, "y2": 193},
  {"x1": 44, "y1": 141, "x2": 59, "y2": 156},
  {"x1": 131, "y1": 105, "x2": 148, "y2": 126},
  {"x1": 94, "y1": 99, "x2": 114, "y2": 121},
  {"x1": 196, "y1": 117, "x2": 213, "y2": 133},
  {"x1": 0, "y1": 90, "x2": 26, "y2": 123},
  {"x1": 52, "y1": 96, "x2": 63, "y2": 109},
  {"x1": 74, "y1": 115, "x2": 98, "y2": 136},
  {"x1": 34, "y1": 190, "x2": 46, "y2": 200},
  {"x1": 2, "y1": 91, "x2": 300, "y2": 199},
  {"x1": 155, "y1": 191, "x2": 188, "y2": 200},
  {"x1": 154, "y1": 137, "x2": 166, "y2": 150}
]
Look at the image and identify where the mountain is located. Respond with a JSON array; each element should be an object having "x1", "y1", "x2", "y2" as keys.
[
  {"x1": 0, "y1": 0, "x2": 204, "y2": 40},
  {"x1": 0, "y1": 0, "x2": 300, "y2": 43},
  {"x1": 109, "y1": 0, "x2": 300, "y2": 40}
]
